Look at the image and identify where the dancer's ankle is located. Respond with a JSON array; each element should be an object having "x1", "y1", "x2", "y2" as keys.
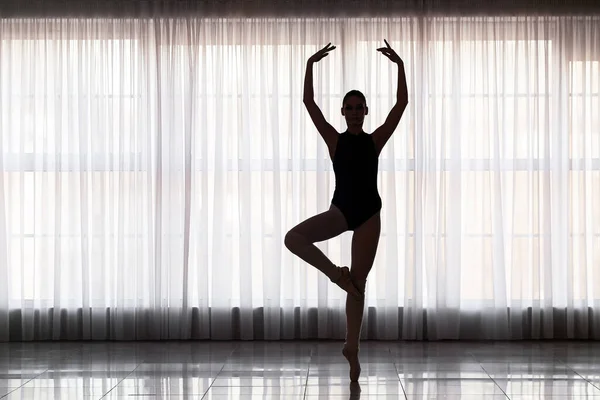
[{"x1": 343, "y1": 342, "x2": 360, "y2": 352}]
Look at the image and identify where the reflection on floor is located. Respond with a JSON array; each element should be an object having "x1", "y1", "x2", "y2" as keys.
[{"x1": 1, "y1": 340, "x2": 599, "y2": 399}]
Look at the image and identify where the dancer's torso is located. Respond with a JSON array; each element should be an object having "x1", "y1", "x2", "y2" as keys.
[{"x1": 331, "y1": 131, "x2": 381, "y2": 209}]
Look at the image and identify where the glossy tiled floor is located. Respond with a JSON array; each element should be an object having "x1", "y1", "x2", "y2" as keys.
[{"x1": 1, "y1": 340, "x2": 599, "y2": 399}]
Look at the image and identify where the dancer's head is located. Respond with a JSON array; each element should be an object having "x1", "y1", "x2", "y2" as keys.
[{"x1": 341, "y1": 90, "x2": 368, "y2": 131}]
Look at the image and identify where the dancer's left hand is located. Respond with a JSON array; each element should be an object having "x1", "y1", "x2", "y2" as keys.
[{"x1": 377, "y1": 39, "x2": 403, "y2": 64}]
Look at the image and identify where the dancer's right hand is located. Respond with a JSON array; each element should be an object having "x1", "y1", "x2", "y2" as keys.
[{"x1": 308, "y1": 43, "x2": 336, "y2": 63}]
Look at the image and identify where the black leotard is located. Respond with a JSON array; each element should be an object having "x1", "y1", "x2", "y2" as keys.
[{"x1": 331, "y1": 131, "x2": 382, "y2": 230}]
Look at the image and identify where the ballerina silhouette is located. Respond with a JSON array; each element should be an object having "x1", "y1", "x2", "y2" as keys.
[{"x1": 284, "y1": 40, "x2": 408, "y2": 382}]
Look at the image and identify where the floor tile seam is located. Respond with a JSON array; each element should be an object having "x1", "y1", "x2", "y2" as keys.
[
  {"x1": 388, "y1": 346, "x2": 409, "y2": 400},
  {"x1": 0, "y1": 384, "x2": 31, "y2": 398},
  {"x1": 468, "y1": 350, "x2": 511, "y2": 400},
  {"x1": 95, "y1": 361, "x2": 145, "y2": 399},
  {"x1": 0, "y1": 366, "x2": 53, "y2": 400},
  {"x1": 199, "y1": 342, "x2": 241, "y2": 400},
  {"x1": 93, "y1": 344, "x2": 193, "y2": 399},
  {"x1": 302, "y1": 345, "x2": 315, "y2": 400},
  {"x1": 559, "y1": 358, "x2": 600, "y2": 393}
]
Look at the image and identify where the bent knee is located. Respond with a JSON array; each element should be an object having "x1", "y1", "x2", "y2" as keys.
[{"x1": 284, "y1": 230, "x2": 306, "y2": 251}]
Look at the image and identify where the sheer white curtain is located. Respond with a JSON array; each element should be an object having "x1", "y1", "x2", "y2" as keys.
[{"x1": 1, "y1": 15, "x2": 599, "y2": 341}]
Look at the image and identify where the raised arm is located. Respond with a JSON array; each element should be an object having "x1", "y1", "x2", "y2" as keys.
[
  {"x1": 303, "y1": 43, "x2": 339, "y2": 159},
  {"x1": 372, "y1": 39, "x2": 409, "y2": 156}
]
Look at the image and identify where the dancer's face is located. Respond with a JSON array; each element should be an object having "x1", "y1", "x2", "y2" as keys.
[{"x1": 341, "y1": 96, "x2": 368, "y2": 130}]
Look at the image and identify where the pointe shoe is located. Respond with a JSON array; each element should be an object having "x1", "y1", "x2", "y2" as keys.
[
  {"x1": 342, "y1": 345, "x2": 361, "y2": 382},
  {"x1": 331, "y1": 266, "x2": 361, "y2": 298}
]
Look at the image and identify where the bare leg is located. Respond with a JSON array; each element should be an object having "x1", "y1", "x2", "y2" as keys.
[
  {"x1": 343, "y1": 211, "x2": 381, "y2": 382},
  {"x1": 284, "y1": 204, "x2": 348, "y2": 282}
]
